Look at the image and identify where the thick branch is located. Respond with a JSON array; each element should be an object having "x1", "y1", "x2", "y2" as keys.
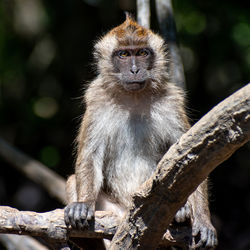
[
  {"x1": 0, "y1": 206, "x2": 189, "y2": 247},
  {"x1": 136, "y1": 0, "x2": 150, "y2": 28},
  {"x1": 0, "y1": 138, "x2": 66, "y2": 204},
  {"x1": 110, "y1": 84, "x2": 250, "y2": 249},
  {"x1": 155, "y1": 0, "x2": 186, "y2": 88}
]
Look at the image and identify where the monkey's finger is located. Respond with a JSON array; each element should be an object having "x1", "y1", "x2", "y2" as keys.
[
  {"x1": 205, "y1": 230, "x2": 213, "y2": 248},
  {"x1": 206, "y1": 229, "x2": 218, "y2": 249},
  {"x1": 74, "y1": 203, "x2": 82, "y2": 229},
  {"x1": 86, "y1": 207, "x2": 94, "y2": 220},
  {"x1": 75, "y1": 203, "x2": 88, "y2": 230},
  {"x1": 193, "y1": 239, "x2": 203, "y2": 249},
  {"x1": 68, "y1": 206, "x2": 77, "y2": 229},
  {"x1": 64, "y1": 206, "x2": 71, "y2": 227},
  {"x1": 64, "y1": 204, "x2": 77, "y2": 228},
  {"x1": 213, "y1": 231, "x2": 218, "y2": 247},
  {"x1": 79, "y1": 203, "x2": 91, "y2": 229},
  {"x1": 196, "y1": 227, "x2": 208, "y2": 248}
]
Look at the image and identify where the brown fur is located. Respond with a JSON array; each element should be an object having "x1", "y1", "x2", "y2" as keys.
[{"x1": 109, "y1": 14, "x2": 149, "y2": 46}]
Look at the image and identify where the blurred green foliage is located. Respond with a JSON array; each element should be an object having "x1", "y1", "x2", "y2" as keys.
[
  {"x1": 0, "y1": 0, "x2": 249, "y2": 249},
  {"x1": 40, "y1": 145, "x2": 60, "y2": 167}
]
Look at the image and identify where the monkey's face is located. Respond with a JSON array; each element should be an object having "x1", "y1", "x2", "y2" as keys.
[
  {"x1": 94, "y1": 16, "x2": 168, "y2": 92},
  {"x1": 112, "y1": 46, "x2": 154, "y2": 92}
]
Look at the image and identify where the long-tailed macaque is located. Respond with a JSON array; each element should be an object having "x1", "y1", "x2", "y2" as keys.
[{"x1": 64, "y1": 15, "x2": 218, "y2": 249}]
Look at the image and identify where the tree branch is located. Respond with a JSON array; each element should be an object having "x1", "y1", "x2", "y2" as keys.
[
  {"x1": 110, "y1": 84, "x2": 250, "y2": 249},
  {"x1": 0, "y1": 206, "x2": 189, "y2": 248},
  {"x1": 155, "y1": 0, "x2": 186, "y2": 89},
  {"x1": 0, "y1": 206, "x2": 115, "y2": 241},
  {"x1": 0, "y1": 138, "x2": 66, "y2": 204}
]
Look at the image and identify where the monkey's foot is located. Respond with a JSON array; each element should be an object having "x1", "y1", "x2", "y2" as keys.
[
  {"x1": 191, "y1": 219, "x2": 218, "y2": 249},
  {"x1": 64, "y1": 202, "x2": 94, "y2": 230}
]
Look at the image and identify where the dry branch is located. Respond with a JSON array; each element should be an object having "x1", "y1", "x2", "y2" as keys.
[
  {"x1": 0, "y1": 206, "x2": 190, "y2": 248},
  {"x1": 0, "y1": 138, "x2": 66, "y2": 204},
  {"x1": 110, "y1": 84, "x2": 250, "y2": 249},
  {"x1": 0, "y1": 206, "x2": 116, "y2": 241},
  {"x1": 155, "y1": 0, "x2": 186, "y2": 88}
]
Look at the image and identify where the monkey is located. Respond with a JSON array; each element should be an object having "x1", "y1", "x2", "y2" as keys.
[{"x1": 64, "y1": 14, "x2": 218, "y2": 249}]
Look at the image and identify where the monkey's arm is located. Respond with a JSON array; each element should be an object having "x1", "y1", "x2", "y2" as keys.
[
  {"x1": 64, "y1": 174, "x2": 96, "y2": 230},
  {"x1": 64, "y1": 113, "x2": 103, "y2": 230}
]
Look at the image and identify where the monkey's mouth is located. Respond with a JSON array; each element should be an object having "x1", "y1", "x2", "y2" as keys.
[{"x1": 124, "y1": 81, "x2": 146, "y2": 91}]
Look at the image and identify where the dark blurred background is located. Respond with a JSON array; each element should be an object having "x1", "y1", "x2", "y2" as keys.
[{"x1": 0, "y1": 0, "x2": 249, "y2": 249}]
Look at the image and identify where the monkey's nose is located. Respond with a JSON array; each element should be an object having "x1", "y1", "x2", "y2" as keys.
[{"x1": 130, "y1": 65, "x2": 140, "y2": 74}]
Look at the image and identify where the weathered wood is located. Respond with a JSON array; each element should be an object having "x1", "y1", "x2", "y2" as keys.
[
  {"x1": 155, "y1": 0, "x2": 186, "y2": 89},
  {"x1": 0, "y1": 138, "x2": 66, "y2": 204},
  {"x1": 0, "y1": 206, "x2": 192, "y2": 247},
  {"x1": 110, "y1": 84, "x2": 250, "y2": 249},
  {"x1": 136, "y1": 0, "x2": 150, "y2": 28},
  {"x1": 0, "y1": 206, "x2": 116, "y2": 241}
]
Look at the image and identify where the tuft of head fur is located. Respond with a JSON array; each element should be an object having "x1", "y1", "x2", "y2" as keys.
[
  {"x1": 109, "y1": 13, "x2": 150, "y2": 46},
  {"x1": 93, "y1": 14, "x2": 169, "y2": 92}
]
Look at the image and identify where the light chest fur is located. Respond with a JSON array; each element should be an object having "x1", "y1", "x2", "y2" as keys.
[{"x1": 84, "y1": 84, "x2": 186, "y2": 207}]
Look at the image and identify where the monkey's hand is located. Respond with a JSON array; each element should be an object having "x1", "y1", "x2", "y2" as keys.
[
  {"x1": 191, "y1": 217, "x2": 218, "y2": 249},
  {"x1": 64, "y1": 202, "x2": 95, "y2": 230}
]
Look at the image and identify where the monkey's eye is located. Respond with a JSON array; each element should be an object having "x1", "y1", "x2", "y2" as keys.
[
  {"x1": 137, "y1": 49, "x2": 149, "y2": 57},
  {"x1": 118, "y1": 50, "x2": 130, "y2": 58}
]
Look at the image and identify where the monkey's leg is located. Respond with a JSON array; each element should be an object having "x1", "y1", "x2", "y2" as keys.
[
  {"x1": 190, "y1": 180, "x2": 218, "y2": 249},
  {"x1": 96, "y1": 192, "x2": 126, "y2": 249},
  {"x1": 96, "y1": 192, "x2": 126, "y2": 217}
]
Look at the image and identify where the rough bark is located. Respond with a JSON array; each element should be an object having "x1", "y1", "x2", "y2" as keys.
[
  {"x1": 109, "y1": 84, "x2": 250, "y2": 249},
  {"x1": 0, "y1": 206, "x2": 189, "y2": 248},
  {"x1": 0, "y1": 206, "x2": 117, "y2": 241},
  {"x1": 155, "y1": 0, "x2": 186, "y2": 89},
  {"x1": 0, "y1": 138, "x2": 66, "y2": 204}
]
